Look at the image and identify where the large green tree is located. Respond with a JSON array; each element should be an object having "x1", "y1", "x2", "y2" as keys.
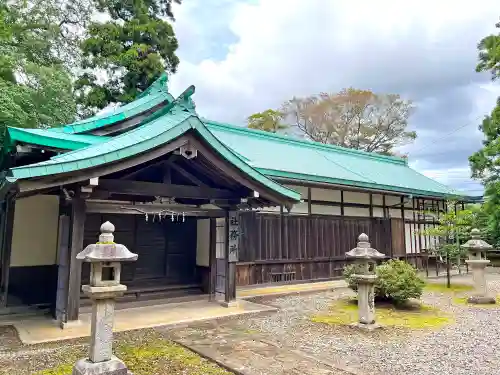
[
  {"x1": 469, "y1": 18, "x2": 500, "y2": 245},
  {"x1": 75, "y1": 0, "x2": 181, "y2": 114},
  {"x1": 0, "y1": 1, "x2": 88, "y2": 138}
]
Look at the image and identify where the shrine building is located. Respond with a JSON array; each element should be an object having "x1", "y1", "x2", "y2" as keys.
[{"x1": 0, "y1": 73, "x2": 470, "y2": 323}]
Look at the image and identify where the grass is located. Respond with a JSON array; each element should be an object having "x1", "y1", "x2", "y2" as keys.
[
  {"x1": 29, "y1": 331, "x2": 232, "y2": 375},
  {"x1": 311, "y1": 298, "x2": 453, "y2": 330},
  {"x1": 424, "y1": 283, "x2": 473, "y2": 293}
]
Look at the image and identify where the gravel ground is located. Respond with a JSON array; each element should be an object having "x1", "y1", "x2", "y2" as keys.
[{"x1": 233, "y1": 274, "x2": 500, "y2": 375}]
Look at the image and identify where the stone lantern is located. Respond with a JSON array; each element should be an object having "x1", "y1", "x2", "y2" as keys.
[
  {"x1": 461, "y1": 228, "x2": 495, "y2": 304},
  {"x1": 346, "y1": 233, "x2": 385, "y2": 329},
  {"x1": 73, "y1": 221, "x2": 138, "y2": 375}
]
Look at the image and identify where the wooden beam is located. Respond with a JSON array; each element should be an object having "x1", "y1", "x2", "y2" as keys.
[
  {"x1": 166, "y1": 160, "x2": 207, "y2": 187},
  {"x1": 65, "y1": 197, "x2": 86, "y2": 322},
  {"x1": 96, "y1": 179, "x2": 239, "y2": 200}
]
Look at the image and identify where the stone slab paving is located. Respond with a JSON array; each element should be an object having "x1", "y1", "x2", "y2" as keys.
[{"x1": 163, "y1": 320, "x2": 361, "y2": 375}]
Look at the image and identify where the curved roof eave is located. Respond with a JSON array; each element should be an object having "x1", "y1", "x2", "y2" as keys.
[{"x1": 7, "y1": 110, "x2": 301, "y2": 204}]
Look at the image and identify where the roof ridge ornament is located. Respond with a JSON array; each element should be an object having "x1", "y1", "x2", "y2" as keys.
[{"x1": 169, "y1": 85, "x2": 197, "y2": 114}]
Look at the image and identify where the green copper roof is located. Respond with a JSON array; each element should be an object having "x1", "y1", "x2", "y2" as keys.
[
  {"x1": 1, "y1": 73, "x2": 462, "y2": 199},
  {"x1": 7, "y1": 109, "x2": 301, "y2": 203},
  {"x1": 6, "y1": 127, "x2": 106, "y2": 150},
  {"x1": 49, "y1": 73, "x2": 174, "y2": 135},
  {"x1": 204, "y1": 120, "x2": 461, "y2": 198}
]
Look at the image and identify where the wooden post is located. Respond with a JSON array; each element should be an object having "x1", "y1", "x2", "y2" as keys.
[
  {"x1": 1, "y1": 195, "x2": 16, "y2": 308},
  {"x1": 340, "y1": 191, "x2": 345, "y2": 216},
  {"x1": 382, "y1": 195, "x2": 387, "y2": 218},
  {"x1": 369, "y1": 193, "x2": 373, "y2": 217},
  {"x1": 208, "y1": 218, "x2": 217, "y2": 301},
  {"x1": 65, "y1": 196, "x2": 87, "y2": 323},
  {"x1": 307, "y1": 188, "x2": 312, "y2": 216},
  {"x1": 224, "y1": 210, "x2": 231, "y2": 304}
]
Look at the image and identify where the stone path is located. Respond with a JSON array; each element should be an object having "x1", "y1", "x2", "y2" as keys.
[{"x1": 163, "y1": 321, "x2": 361, "y2": 375}]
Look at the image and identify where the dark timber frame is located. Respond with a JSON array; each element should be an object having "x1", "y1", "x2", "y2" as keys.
[{"x1": 0, "y1": 130, "x2": 297, "y2": 321}]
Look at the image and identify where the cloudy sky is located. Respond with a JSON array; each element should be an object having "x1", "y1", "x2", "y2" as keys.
[{"x1": 168, "y1": 0, "x2": 500, "y2": 196}]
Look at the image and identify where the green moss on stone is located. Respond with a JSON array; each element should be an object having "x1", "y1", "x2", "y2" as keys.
[{"x1": 311, "y1": 298, "x2": 453, "y2": 330}]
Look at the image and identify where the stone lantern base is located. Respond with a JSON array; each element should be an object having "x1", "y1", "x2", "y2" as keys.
[
  {"x1": 465, "y1": 259, "x2": 495, "y2": 305},
  {"x1": 352, "y1": 274, "x2": 382, "y2": 330},
  {"x1": 73, "y1": 356, "x2": 130, "y2": 375}
]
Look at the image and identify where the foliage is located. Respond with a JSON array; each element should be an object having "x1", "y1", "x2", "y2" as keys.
[
  {"x1": 281, "y1": 88, "x2": 416, "y2": 155},
  {"x1": 247, "y1": 109, "x2": 288, "y2": 133},
  {"x1": 469, "y1": 18, "x2": 500, "y2": 248},
  {"x1": 476, "y1": 18, "x2": 500, "y2": 80},
  {"x1": 343, "y1": 259, "x2": 425, "y2": 305},
  {"x1": 420, "y1": 200, "x2": 476, "y2": 258},
  {"x1": 75, "y1": 0, "x2": 181, "y2": 114},
  {"x1": 0, "y1": 0, "x2": 85, "y2": 139},
  {"x1": 310, "y1": 298, "x2": 452, "y2": 329}
]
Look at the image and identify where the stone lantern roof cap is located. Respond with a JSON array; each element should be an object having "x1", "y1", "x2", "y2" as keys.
[
  {"x1": 76, "y1": 221, "x2": 138, "y2": 262},
  {"x1": 346, "y1": 233, "x2": 385, "y2": 259},
  {"x1": 461, "y1": 228, "x2": 493, "y2": 251}
]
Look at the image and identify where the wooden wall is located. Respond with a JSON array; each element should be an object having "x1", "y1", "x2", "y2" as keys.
[{"x1": 236, "y1": 212, "x2": 395, "y2": 286}]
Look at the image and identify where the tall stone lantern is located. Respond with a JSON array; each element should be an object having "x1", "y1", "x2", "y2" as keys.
[
  {"x1": 73, "y1": 221, "x2": 138, "y2": 375},
  {"x1": 346, "y1": 233, "x2": 385, "y2": 329},
  {"x1": 461, "y1": 228, "x2": 495, "y2": 304}
]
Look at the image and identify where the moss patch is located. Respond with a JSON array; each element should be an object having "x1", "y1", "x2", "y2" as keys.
[
  {"x1": 29, "y1": 331, "x2": 232, "y2": 375},
  {"x1": 453, "y1": 296, "x2": 500, "y2": 307},
  {"x1": 311, "y1": 298, "x2": 453, "y2": 330},
  {"x1": 424, "y1": 283, "x2": 473, "y2": 293}
]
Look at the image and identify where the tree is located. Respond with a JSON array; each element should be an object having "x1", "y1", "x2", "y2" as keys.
[
  {"x1": 247, "y1": 109, "x2": 288, "y2": 133},
  {"x1": 476, "y1": 18, "x2": 500, "y2": 80},
  {"x1": 281, "y1": 88, "x2": 416, "y2": 155},
  {"x1": 0, "y1": 1, "x2": 87, "y2": 139},
  {"x1": 469, "y1": 18, "x2": 500, "y2": 247},
  {"x1": 75, "y1": 0, "x2": 181, "y2": 114},
  {"x1": 421, "y1": 201, "x2": 475, "y2": 288}
]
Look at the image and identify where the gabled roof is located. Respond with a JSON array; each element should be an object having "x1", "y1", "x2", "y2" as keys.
[
  {"x1": 48, "y1": 73, "x2": 173, "y2": 135},
  {"x1": 204, "y1": 120, "x2": 461, "y2": 198},
  {"x1": 6, "y1": 105, "x2": 301, "y2": 204},
  {"x1": 2, "y1": 74, "x2": 464, "y2": 200}
]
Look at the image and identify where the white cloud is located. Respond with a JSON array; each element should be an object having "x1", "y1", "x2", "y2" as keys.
[{"x1": 170, "y1": 0, "x2": 500, "y2": 192}]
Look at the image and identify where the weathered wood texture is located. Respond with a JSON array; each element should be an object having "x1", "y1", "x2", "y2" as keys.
[{"x1": 236, "y1": 212, "x2": 395, "y2": 286}]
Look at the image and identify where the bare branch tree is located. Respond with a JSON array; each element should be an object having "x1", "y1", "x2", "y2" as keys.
[{"x1": 281, "y1": 88, "x2": 416, "y2": 155}]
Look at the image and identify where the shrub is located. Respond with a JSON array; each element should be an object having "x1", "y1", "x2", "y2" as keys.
[{"x1": 343, "y1": 259, "x2": 425, "y2": 305}]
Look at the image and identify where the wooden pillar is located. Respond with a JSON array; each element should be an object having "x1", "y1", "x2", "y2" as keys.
[
  {"x1": 307, "y1": 187, "x2": 312, "y2": 215},
  {"x1": 223, "y1": 210, "x2": 237, "y2": 305},
  {"x1": 1, "y1": 194, "x2": 16, "y2": 308},
  {"x1": 208, "y1": 218, "x2": 217, "y2": 301},
  {"x1": 340, "y1": 191, "x2": 345, "y2": 216},
  {"x1": 65, "y1": 196, "x2": 87, "y2": 322},
  {"x1": 369, "y1": 193, "x2": 373, "y2": 217},
  {"x1": 382, "y1": 195, "x2": 387, "y2": 218}
]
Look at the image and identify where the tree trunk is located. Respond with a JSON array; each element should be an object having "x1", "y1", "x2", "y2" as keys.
[{"x1": 446, "y1": 251, "x2": 451, "y2": 288}]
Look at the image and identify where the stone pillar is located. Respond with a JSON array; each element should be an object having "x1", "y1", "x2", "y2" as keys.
[
  {"x1": 73, "y1": 221, "x2": 138, "y2": 375},
  {"x1": 355, "y1": 274, "x2": 377, "y2": 324},
  {"x1": 461, "y1": 228, "x2": 495, "y2": 304},
  {"x1": 346, "y1": 233, "x2": 385, "y2": 330}
]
